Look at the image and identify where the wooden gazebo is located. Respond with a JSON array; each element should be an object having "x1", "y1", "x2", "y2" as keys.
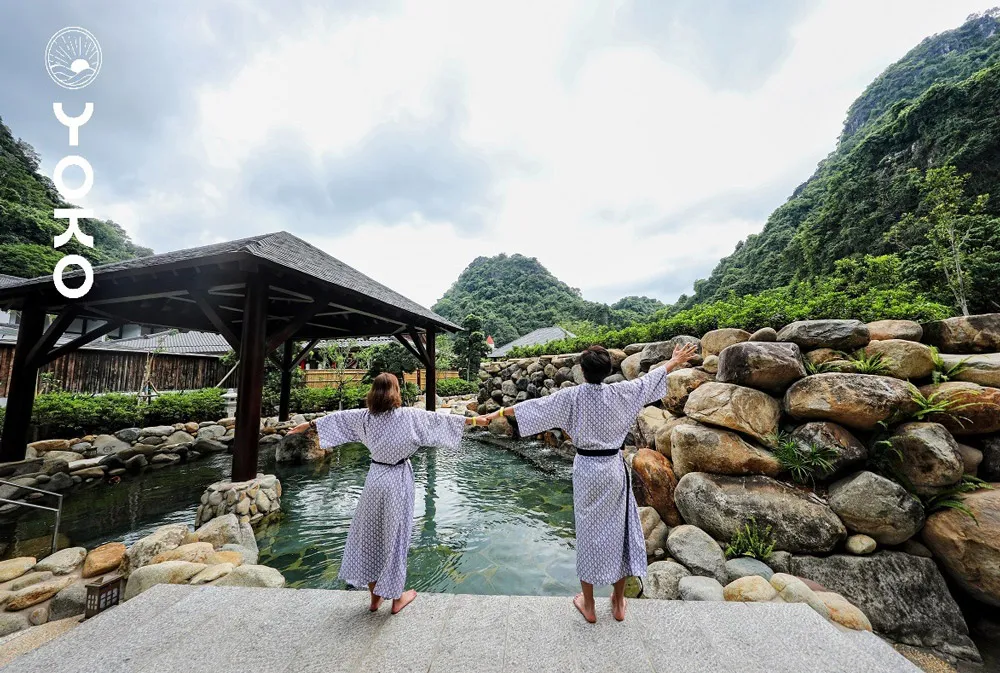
[{"x1": 0, "y1": 232, "x2": 460, "y2": 480}]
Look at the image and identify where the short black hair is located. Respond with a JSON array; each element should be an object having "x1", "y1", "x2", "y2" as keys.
[{"x1": 580, "y1": 345, "x2": 612, "y2": 384}]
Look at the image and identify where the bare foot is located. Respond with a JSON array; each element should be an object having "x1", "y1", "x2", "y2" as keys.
[
  {"x1": 611, "y1": 595, "x2": 626, "y2": 621},
  {"x1": 369, "y1": 595, "x2": 383, "y2": 612},
  {"x1": 573, "y1": 593, "x2": 597, "y2": 623},
  {"x1": 391, "y1": 589, "x2": 417, "y2": 615}
]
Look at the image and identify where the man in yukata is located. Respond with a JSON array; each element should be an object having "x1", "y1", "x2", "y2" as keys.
[
  {"x1": 289, "y1": 373, "x2": 490, "y2": 614},
  {"x1": 486, "y1": 342, "x2": 698, "y2": 622}
]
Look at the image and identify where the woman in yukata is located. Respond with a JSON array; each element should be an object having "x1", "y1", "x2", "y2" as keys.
[
  {"x1": 288, "y1": 372, "x2": 489, "y2": 614},
  {"x1": 486, "y1": 342, "x2": 698, "y2": 623}
]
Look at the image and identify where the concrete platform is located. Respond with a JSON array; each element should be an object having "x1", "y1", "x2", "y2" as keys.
[{"x1": 0, "y1": 585, "x2": 920, "y2": 672}]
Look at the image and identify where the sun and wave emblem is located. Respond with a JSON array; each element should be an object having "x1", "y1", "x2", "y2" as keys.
[{"x1": 45, "y1": 27, "x2": 102, "y2": 89}]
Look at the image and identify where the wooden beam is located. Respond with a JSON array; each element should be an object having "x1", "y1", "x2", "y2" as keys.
[
  {"x1": 292, "y1": 338, "x2": 321, "y2": 370},
  {"x1": 26, "y1": 307, "x2": 78, "y2": 368},
  {"x1": 425, "y1": 326, "x2": 437, "y2": 412},
  {"x1": 189, "y1": 289, "x2": 241, "y2": 352},
  {"x1": 232, "y1": 275, "x2": 268, "y2": 482},
  {"x1": 408, "y1": 329, "x2": 430, "y2": 368},
  {"x1": 0, "y1": 306, "x2": 46, "y2": 462},
  {"x1": 266, "y1": 296, "x2": 332, "y2": 352},
  {"x1": 395, "y1": 334, "x2": 425, "y2": 364},
  {"x1": 41, "y1": 319, "x2": 125, "y2": 365},
  {"x1": 278, "y1": 340, "x2": 293, "y2": 422}
]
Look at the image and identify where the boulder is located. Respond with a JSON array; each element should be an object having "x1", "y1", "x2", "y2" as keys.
[
  {"x1": 194, "y1": 438, "x2": 229, "y2": 453},
  {"x1": 0, "y1": 612, "x2": 29, "y2": 638},
  {"x1": 123, "y1": 561, "x2": 207, "y2": 601},
  {"x1": 889, "y1": 422, "x2": 964, "y2": 494},
  {"x1": 777, "y1": 320, "x2": 869, "y2": 351},
  {"x1": 770, "y1": 573, "x2": 829, "y2": 619},
  {"x1": 5, "y1": 577, "x2": 73, "y2": 610},
  {"x1": 150, "y1": 542, "x2": 215, "y2": 565},
  {"x1": 139, "y1": 426, "x2": 175, "y2": 437},
  {"x1": 639, "y1": 507, "x2": 669, "y2": 558},
  {"x1": 48, "y1": 583, "x2": 87, "y2": 620},
  {"x1": 724, "y1": 557, "x2": 774, "y2": 583},
  {"x1": 817, "y1": 591, "x2": 873, "y2": 631},
  {"x1": 666, "y1": 525, "x2": 727, "y2": 582},
  {"x1": 716, "y1": 342, "x2": 806, "y2": 394},
  {"x1": 662, "y1": 368, "x2": 713, "y2": 415},
  {"x1": 9, "y1": 571, "x2": 52, "y2": 591},
  {"x1": 683, "y1": 383, "x2": 781, "y2": 443},
  {"x1": 26, "y1": 439, "x2": 70, "y2": 454},
  {"x1": 918, "y1": 382, "x2": 1000, "y2": 436},
  {"x1": 644, "y1": 560, "x2": 691, "y2": 600},
  {"x1": 866, "y1": 320, "x2": 923, "y2": 342},
  {"x1": 701, "y1": 328, "x2": 751, "y2": 357},
  {"x1": 41, "y1": 451, "x2": 84, "y2": 464},
  {"x1": 195, "y1": 513, "x2": 242, "y2": 548},
  {"x1": 91, "y1": 434, "x2": 131, "y2": 455},
  {"x1": 846, "y1": 534, "x2": 877, "y2": 555},
  {"x1": 125, "y1": 454, "x2": 149, "y2": 472},
  {"x1": 789, "y1": 422, "x2": 867, "y2": 479},
  {"x1": 939, "y1": 353, "x2": 1000, "y2": 387},
  {"x1": 220, "y1": 544, "x2": 259, "y2": 566},
  {"x1": 163, "y1": 431, "x2": 195, "y2": 446},
  {"x1": 121, "y1": 523, "x2": 190, "y2": 577},
  {"x1": 653, "y1": 417, "x2": 699, "y2": 459},
  {"x1": 827, "y1": 471, "x2": 925, "y2": 545},
  {"x1": 863, "y1": 339, "x2": 935, "y2": 380},
  {"x1": 922, "y1": 486, "x2": 1000, "y2": 607},
  {"x1": 701, "y1": 355, "x2": 719, "y2": 374},
  {"x1": 723, "y1": 575, "x2": 777, "y2": 602},
  {"x1": 275, "y1": 427, "x2": 326, "y2": 463},
  {"x1": 670, "y1": 423, "x2": 780, "y2": 478},
  {"x1": 630, "y1": 449, "x2": 682, "y2": 526},
  {"x1": 922, "y1": 313, "x2": 1000, "y2": 354},
  {"x1": 790, "y1": 552, "x2": 977, "y2": 661},
  {"x1": 620, "y1": 353, "x2": 643, "y2": 381},
  {"x1": 783, "y1": 374, "x2": 916, "y2": 430},
  {"x1": 749, "y1": 327, "x2": 778, "y2": 342},
  {"x1": 206, "y1": 551, "x2": 244, "y2": 566},
  {"x1": 83, "y1": 542, "x2": 126, "y2": 578},
  {"x1": 674, "y1": 473, "x2": 846, "y2": 553},
  {"x1": 634, "y1": 406, "x2": 673, "y2": 450},
  {"x1": 34, "y1": 547, "x2": 86, "y2": 575},
  {"x1": 116, "y1": 428, "x2": 140, "y2": 443},
  {"x1": 214, "y1": 564, "x2": 285, "y2": 588},
  {"x1": 190, "y1": 563, "x2": 235, "y2": 585},
  {"x1": 803, "y1": 348, "x2": 847, "y2": 366},
  {"x1": 678, "y1": 576, "x2": 725, "y2": 601},
  {"x1": 982, "y1": 437, "x2": 1000, "y2": 481},
  {"x1": 624, "y1": 343, "x2": 651, "y2": 356},
  {"x1": 639, "y1": 336, "x2": 701, "y2": 372},
  {"x1": 956, "y1": 443, "x2": 983, "y2": 475}
]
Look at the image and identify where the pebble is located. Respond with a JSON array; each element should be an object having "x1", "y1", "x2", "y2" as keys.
[{"x1": 846, "y1": 534, "x2": 877, "y2": 555}]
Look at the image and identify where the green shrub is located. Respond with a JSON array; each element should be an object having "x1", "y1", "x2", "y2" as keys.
[
  {"x1": 0, "y1": 406, "x2": 5, "y2": 436},
  {"x1": 768, "y1": 431, "x2": 838, "y2": 485},
  {"x1": 725, "y1": 517, "x2": 776, "y2": 561},
  {"x1": 846, "y1": 350, "x2": 891, "y2": 375},
  {"x1": 143, "y1": 389, "x2": 225, "y2": 427},
  {"x1": 434, "y1": 378, "x2": 479, "y2": 397},
  {"x1": 921, "y1": 476, "x2": 993, "y2": 521},
  {"x1": 289, "y1": 384, "x2": 370, "y2": 414},
  {"x1": 929, "y1": 347, "x2": 972, "y2": 384}
]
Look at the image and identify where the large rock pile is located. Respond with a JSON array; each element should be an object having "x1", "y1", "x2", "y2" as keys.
[
  {"x1": 0, "y1": 513, "x2": 282, "y2": 639},
  {"x1": 486, "y1": 313, "x2": 1000, "y2": 663}
]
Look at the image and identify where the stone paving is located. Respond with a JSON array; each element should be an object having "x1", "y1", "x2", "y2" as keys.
[{"x1": 0, "y1": 584, "x2": 921, "y2": 672}]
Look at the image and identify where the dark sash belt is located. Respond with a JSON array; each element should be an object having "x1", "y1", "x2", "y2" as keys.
[
  {"x1": 575, "y1": 448, "x2": 620, "y2": 457},
  {"x1": 371, "y1": 457, "x2": 409, "y2": 466}
]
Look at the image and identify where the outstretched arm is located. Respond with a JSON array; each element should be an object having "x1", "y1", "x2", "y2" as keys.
[
  {"x1": 632, "y1": 342, "x2": 699, "y2": 405},
  {"x1": 486, "y1": 389, "x2": 572, "y2": 437}
]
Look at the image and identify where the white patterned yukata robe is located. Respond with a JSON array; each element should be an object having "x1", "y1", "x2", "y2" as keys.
[
  {"x1": 315, "y1": 406, "x2": 466, "y2": 599},
  {"x1": 514, "y1": 366, "x2": 668, "y2": 586}
]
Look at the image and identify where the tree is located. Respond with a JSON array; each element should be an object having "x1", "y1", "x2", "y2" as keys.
[
  {"x1": 888, "y1": 166, "x2": 997, "y2": 316},
  {"x1": 453, "y1": 314, "x2": 490, "y2": 381},
  {"x1": 364, "y1": 342, "x2": 420, "y2": 381},
  {"x1": 322, "y1": 338, "x2": 358, "y2": 410}
]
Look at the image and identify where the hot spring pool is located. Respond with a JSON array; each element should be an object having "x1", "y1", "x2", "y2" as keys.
[{"x1": 3, "y1": 438, "x2": 581, "y2": 596}]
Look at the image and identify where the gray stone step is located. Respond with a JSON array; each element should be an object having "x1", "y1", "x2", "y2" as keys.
[{"x1": 0, "y1": 586, "x2": 922, "y2": 673}]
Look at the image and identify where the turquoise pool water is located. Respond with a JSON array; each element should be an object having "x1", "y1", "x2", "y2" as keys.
[{"x1": 3, "y1": 438, "x2": 581, "y2": 596}]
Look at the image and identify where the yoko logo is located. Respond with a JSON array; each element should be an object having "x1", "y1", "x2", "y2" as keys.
[{"x1": 45, "y1": 27, "x2": 102, "y2": 90}]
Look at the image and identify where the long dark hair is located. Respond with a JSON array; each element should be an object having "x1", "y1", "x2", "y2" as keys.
[{"x1": 366, "y1": 372, "x2": 402, "y2": 414}]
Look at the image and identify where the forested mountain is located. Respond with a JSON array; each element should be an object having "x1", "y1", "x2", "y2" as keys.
[
  {"x1": 0, "y1": 117, "x2": 150, "y2": 278},
  {"x1": 684, "y1": 9, "x2": 1000, "y2": 315},
  {"x1": 432, "y1": 254, "x2": 664, "y2": 346}
]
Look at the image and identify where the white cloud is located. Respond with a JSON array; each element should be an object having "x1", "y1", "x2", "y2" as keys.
[{"x1": 88, "y1": 0, "x2": 997, "y2": 307}]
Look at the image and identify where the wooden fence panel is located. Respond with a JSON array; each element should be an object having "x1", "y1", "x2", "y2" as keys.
[
  {"x1": 0, "y1": 344, "x2": 228, "y2": 396},
  {"x1": 303, "y1": 368, "x2": 460, "y2": 389}
]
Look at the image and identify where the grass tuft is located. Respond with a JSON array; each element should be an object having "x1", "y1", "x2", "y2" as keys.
[{"x1": 725, "y1": 517, "x2": 776, "y2": 561}]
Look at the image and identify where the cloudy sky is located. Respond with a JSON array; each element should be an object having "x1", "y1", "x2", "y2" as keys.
[{"x1": 1, "y1": 1, "x2": 995, "y2": 308}]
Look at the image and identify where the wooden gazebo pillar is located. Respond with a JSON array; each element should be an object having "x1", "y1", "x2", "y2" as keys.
[
  {"x1": 0, "y1": 306, "x2": 46, "y2": 462},
  {"x1": 232, "y1": 276, "x2": 268, "y2": 482},
  {"x1": 278, "y1": 340, "x2": 293, "y2": 422},
  {"x1": 425, "y1": 326, "x2": 437, "y2": 412}
]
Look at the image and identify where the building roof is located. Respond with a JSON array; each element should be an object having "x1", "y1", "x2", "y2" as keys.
[
  {"x1": 489, "y1": 326, "x2": 576, "y2": 358},
  {"x1": 0, "y1": 231, "x2": 460, "y2": 339},
  {"x1": 0, "y1": 274, "x2": 23, "y2": 289},
  {"x1": 0, "y1": 325, "x2": 228, "y2": 357}
]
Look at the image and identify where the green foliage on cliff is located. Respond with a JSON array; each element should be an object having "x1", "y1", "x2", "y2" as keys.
[
  {"x1": 0, "y1": 116, "x2": 151, "y2": 278},
  {"x1": 432, "y1": 253, "x2": 664, "y2": 347},
  {"x1": 509, "y1": 255, "x2": 949, "y2": 356},
  {"x1": 686, "y1": 10, "x2": 1000, "y2": 315}
]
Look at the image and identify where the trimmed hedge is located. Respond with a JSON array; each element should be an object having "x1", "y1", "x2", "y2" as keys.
[
  {"x1": 289, "y1": 384, "x2": 370, "y2": 414},
  {"x1": 434, "y1": 378, "x2": 479, "y2": 396},
  {"x1": 29, "y1": 388, "x2": 226, "y2": 439}
]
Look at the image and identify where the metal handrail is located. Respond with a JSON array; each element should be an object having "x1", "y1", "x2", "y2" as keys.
[{"x1": 0, "y1": 478, "x2": 64, "y2": 556}]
